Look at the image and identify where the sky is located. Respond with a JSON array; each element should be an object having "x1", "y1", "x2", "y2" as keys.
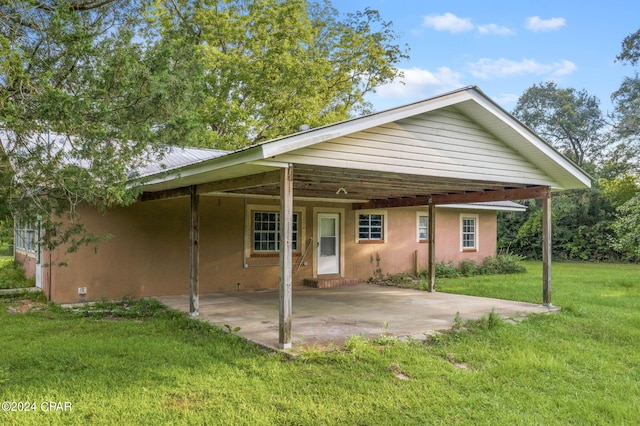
[{"x1": 333, "y1": 0, "x2": 639, "y2": 114}]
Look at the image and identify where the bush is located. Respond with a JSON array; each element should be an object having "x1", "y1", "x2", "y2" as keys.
[
  {"x1": 434, "y1": 261, "x2": 461, "y2": 278},
  {"x1": 0, "y1": 260, "x2": 35, "y2": 289},
  {"x1": 421, "y1": 255, "x2": 527, "y2": 282},
  {"x1": 480, "y1": 254, "x2": 527, "y2": 275},
  {"x1": 458, "y1": 259, "x2": 479, "y2": 277}
]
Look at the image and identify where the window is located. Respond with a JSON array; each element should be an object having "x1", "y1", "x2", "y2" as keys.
[
  {"x1": 14, "y1": 221, "x2": 37, "y2": 254},
  {"x1": 357, "y1": 213, "x2": 385, "y2": 242},
  {"x1": 461, "y1": 215, "x2": 478, "y2": 251},
  {"x1": 253, "y1": 211, "x2": 298, "y2": 252},
  {"x1": 417, "y1": 213, "x2": 429, "y2": 242}
]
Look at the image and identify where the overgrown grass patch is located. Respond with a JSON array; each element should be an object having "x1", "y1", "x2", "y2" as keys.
[
  {"x1": 0, "y1": 259, "x2": 35, "y2": 289},
  {"x1": 1, "y1": 262, "x2": 639, "y2": 424}
]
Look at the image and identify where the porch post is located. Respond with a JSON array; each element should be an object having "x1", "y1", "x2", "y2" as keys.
[
  {"x1": 542, "y1": 191, "x2": 552, "y2": 306},
  {"x1": 279, "y1": 165, "x2": 294, "y2": 349},
  {"x1": 427, "y1": 200, "x2": 436, "y2": 292},
  {"x1": 189, "y1": 185, "x2": 200, "y2": 316}
]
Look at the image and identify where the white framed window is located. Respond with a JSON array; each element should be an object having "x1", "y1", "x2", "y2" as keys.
[
  {"x1": 246, "y1": 204, "x2": 305, "y2": 257},
  {"x1": 253, "y1": 211, "x2": 299, "y2": 252},
  {"x1": 14, "y1": 221, "x2": 37, "y2": 254},
  {"x1": 356, "y1": 210, "x2": 387, "y2": 243},
  {"x1": 416, "y1": 212, "x2": 429, "y2": 242},
  {"x1": 460, "y1": 214, "x2": 478, "y2": 251}
]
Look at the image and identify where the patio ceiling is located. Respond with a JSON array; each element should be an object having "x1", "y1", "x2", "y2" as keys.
[
  {"x1": 211, "y1": 164, "x2": 530, "y2": 201},
  {"x1": 142, "y1": 163, "x2": 548, "y2": 208}
]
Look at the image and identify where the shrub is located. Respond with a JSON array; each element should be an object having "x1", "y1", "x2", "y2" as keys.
[
  {"x1": 481, "y1": 254, "x2": 527, "y2": 275},
  {"x1": 420, "y1": 255, "x2": 527, "y2": 282},
  {"x1": 433, "y1": 261, "x2": 461, "y2": 279},
  {"x1": 458, "y1": 259, "x2": 479, "y2": 277},
  {"x1": 0, "y1": 261, "x2": 35, "y2": 289}
]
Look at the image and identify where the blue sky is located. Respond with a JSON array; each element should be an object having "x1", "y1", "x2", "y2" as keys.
[{"x1": 334, "y1": 0, "x2": 639, "y2": 114}]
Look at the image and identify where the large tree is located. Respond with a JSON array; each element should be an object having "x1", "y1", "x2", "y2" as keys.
[
  {"x1": 512, "y1": 81, "x2": 607, "y2": 167},
  {"x1": 608, "y1": 28, "x2": 640, "y2": 260},
  {"x1": 1, "y1": 0, "x2": 406, "y2": 250},
  {"x1": 505, "y1": 82, "x2": 626, "y2": 261},
  {"x1": 0, "y1": 0, "x2": 206, "y2": 249},
  {"x1": 153, "y1": 0, "x2": 408, "y2": 149},
  {"x1": 611, "y1": 27, "x2": 640, "y2": 174}
]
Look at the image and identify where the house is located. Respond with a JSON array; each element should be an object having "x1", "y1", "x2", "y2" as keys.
[{"x1": 9, "y1": 86, "x2": 590, "y2": 349}]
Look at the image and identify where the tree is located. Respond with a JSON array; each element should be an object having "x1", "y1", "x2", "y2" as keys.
[
  {"x1": 504, "y1": 83, "x2": 633, "y2": 261},
  {"x1": 611, "y1": 193, "x2": 640, "y2": 261},
  {"x1": 153, "y1": 0, "x2": 408, "y2": 149},
  {"x1": 609, "y1": 28, "x2": 640, "y2": 261},
  {"x1": 512, "y1": 81, "x2": 608, "y2": 167},
  {"x1": 611, "y1": 27, "x2": 640, "y2": 168},
  {"x1": 1, "y1": 1, "x2": 407, "y2": 251},
  {"x1": 617, "y1": 28, "x2": 640, "y2": 66},
  {"x1": 0, "y1": 0, "x2": 207, "y2": 250}
]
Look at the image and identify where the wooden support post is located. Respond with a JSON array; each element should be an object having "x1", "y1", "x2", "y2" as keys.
[
  {"x1": 279, "y1": 165, "x2": 293, "y2": 349},
  {"x1": 542, "y1": 192, "x2": 552, "y2": 306},
  {"x1": 189, "y1": 185, "x2": 200, "y2": 316},
  {"x1": 428, "y1": 201, "x2": 436, "y2": 292}
]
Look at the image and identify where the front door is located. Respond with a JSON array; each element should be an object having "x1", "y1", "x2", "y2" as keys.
[{"x1": 317, "y1": 213, "x2": 339, "y2": 275}]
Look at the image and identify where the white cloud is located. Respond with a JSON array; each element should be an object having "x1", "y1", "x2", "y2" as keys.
[
  {"x1": 525, "y1": 16, "x2": 566, "y2": 32},
  {"x1": 493, "y1": 93, "x2": 520, "y2": 106},
  {"x1": 375, "y1": 67, "x2": 464, "y2": 99},
  {"x1": 551, "y1": 60, "x2": 578, "y2": 76},
  {"x1": 422, "y1": 13, "x2": 514, "y2": 36},
  {"x1": 467, "y1": 58, "x2": 578, "y2": 79},
  {"x1": 423, "y1": 13, "x2": 474, "y2": 33},
  {"x1": 477, "y1": 24, "x2": 515, "y2": 36}
]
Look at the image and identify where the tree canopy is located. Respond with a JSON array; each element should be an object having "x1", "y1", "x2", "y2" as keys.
[
  {"x1": 512, "y1": 81, "x2": 607, "y2": 167},
  {"x1": 153, "y1": 0, "x2": 407, "y2": 148},
  {"x1": 0, "y1": 0, "x2": 407, "y2": 250}
]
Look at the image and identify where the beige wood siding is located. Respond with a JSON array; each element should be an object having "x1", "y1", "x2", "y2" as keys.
[{"x1": 274, "y1": 107, "x2": 557, "y2": 186}]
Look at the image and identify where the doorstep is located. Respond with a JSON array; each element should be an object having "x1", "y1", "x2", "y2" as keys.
[{"x1": 303, "y1": 277, "x2": 360, "y2": 288}]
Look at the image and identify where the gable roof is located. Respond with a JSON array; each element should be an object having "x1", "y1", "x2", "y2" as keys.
[{"x1": 137, "y1": 86, "x2": 590, "y2": 193}]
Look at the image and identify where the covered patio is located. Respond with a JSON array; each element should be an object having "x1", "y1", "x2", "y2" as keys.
[
  {"x1": 136, "y1": 87, "x2": 590, "y2": 350},
  {"x1": 157, "y1": 284, "x2": 558, "y2": 351}
]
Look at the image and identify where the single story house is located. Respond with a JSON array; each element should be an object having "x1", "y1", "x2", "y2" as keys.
[{"x1": 9, "y1": 86, "x2": 590, "y2": 349}]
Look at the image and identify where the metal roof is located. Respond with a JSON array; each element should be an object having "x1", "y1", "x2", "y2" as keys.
[{"x1": 135, "y1": 146, "x2": 229, "y2": 179}]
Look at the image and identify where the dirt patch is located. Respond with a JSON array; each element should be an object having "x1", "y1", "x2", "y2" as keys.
[
  {"x1": 387, "y1": 363, "x2": 411, "y2": 380},
  {"x1": 446, "y1": 353, "x2": 472, "y2": 371},
  {"x1": 7, "y1": 299, "x2": 47, "y2": 314}
]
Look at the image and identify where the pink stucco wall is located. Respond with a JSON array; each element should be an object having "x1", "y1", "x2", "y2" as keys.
[{"x1": 42, "y1": 197, "x2": 499, "y2": 303}]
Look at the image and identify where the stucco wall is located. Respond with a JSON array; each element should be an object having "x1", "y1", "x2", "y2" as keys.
[
  {"x1": 14, "y1": 250, "x2": 36, "y2": 279},
  {"x1": 47, "y1": 197, "x2": 499, "y2": 303}
]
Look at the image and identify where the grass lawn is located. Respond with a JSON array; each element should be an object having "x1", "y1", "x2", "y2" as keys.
[{"x1": 1, "y1": 262, "x2": 640, "y2": 425}]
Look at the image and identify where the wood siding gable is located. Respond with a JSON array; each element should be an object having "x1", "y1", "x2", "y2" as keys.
[{"x1": 273, "y1": 107, "x2": 557, "y2": 187}]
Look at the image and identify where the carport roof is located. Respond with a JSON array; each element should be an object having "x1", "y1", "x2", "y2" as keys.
[{"x1": 136, "y1": 86, "x2": 591, "y2": 204}]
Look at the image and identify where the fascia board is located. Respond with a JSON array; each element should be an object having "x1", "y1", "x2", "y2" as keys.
[
  {"x1": 437, "y1": 204, "x2": 527, "y2": 212},
  {"x1": 468, "y1": 89, "x2": 592, "y2": 189}
]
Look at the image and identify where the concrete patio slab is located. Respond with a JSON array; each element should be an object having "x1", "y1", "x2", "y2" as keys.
[{"x1": 157, "y1": 284, "x2": 558, "y2": 351}]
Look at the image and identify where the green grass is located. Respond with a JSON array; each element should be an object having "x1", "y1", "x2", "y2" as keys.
[{"x1": 1, "y1": 262, "x2": 640, "y2": 425}]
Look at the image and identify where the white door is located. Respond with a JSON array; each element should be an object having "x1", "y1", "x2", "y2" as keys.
[{"x1": 317, "y1": 213, "x2": 339, "y2": 275}]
